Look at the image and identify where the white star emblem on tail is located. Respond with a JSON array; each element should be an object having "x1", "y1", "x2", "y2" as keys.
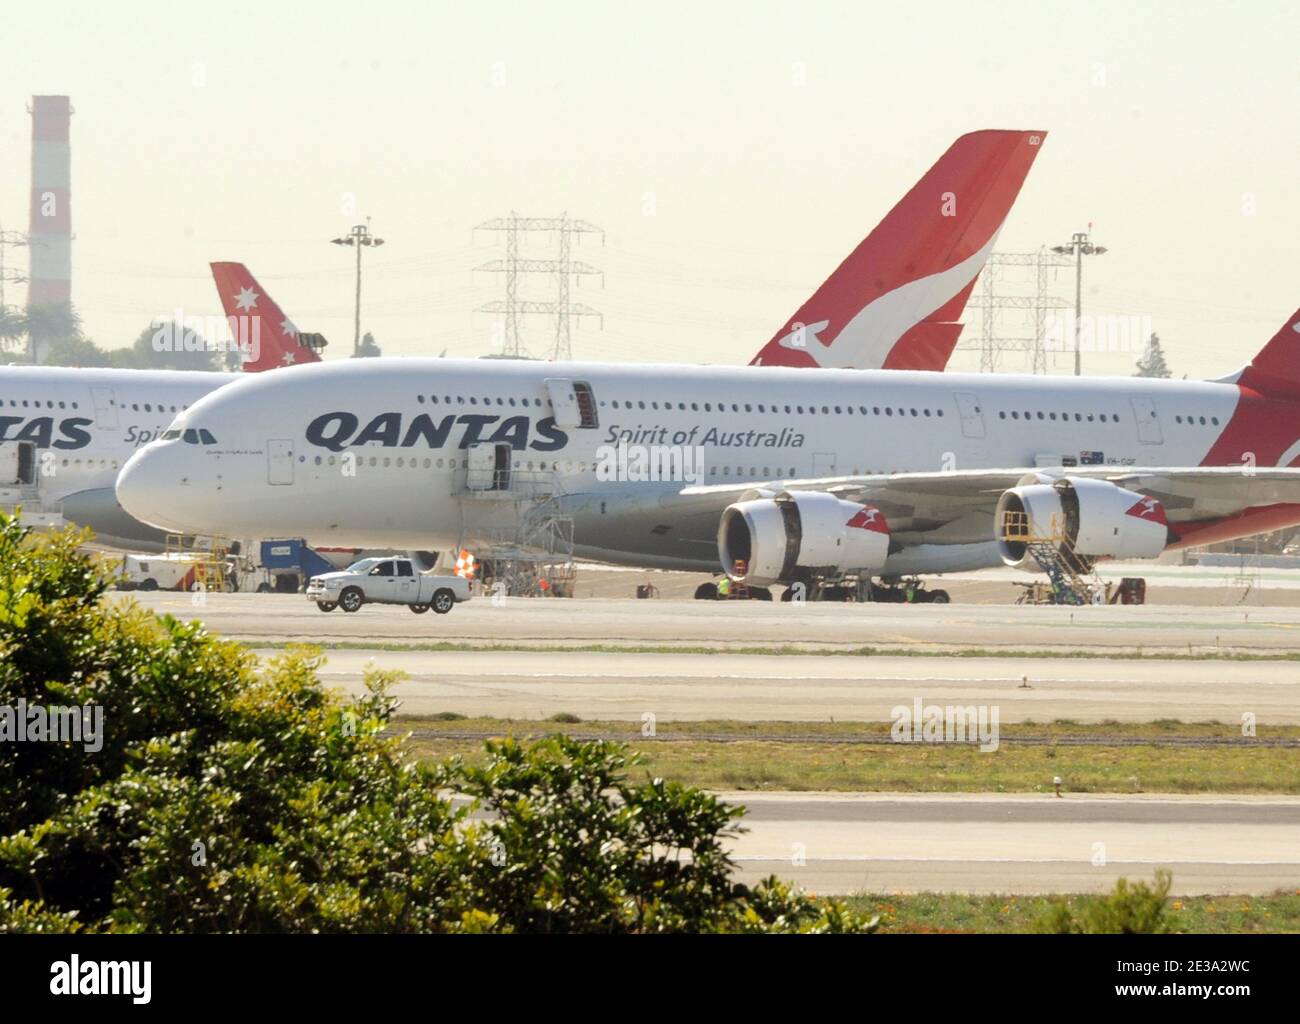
[{"x1": 233, "y1": 287, "x2": 259, "y2": 311}]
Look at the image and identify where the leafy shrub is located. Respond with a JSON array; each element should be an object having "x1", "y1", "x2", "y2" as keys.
[
  {"x1": 0, "y1": 515, "x2": 873, "y2": 933},
  {"x1": 1036, "y1": 870, "x2": 1174, "y2": 933}
]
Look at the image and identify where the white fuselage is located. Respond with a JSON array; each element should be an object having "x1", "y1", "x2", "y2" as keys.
[
  {"x1": 115, "y1": 357, "x2": 1262, "y2": 574},
  {"x1": 1, "y1": 365, "x2": 233, "y2": 544}
]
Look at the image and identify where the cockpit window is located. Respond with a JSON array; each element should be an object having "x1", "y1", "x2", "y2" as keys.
[
  {"x1": 181, "y1": 428, "x2": 218, "y2": 445},
  {"x1": 183, "y1": 429, "x2": 199, "y2": 444},
  {"x1": 161, "y1": 429, "x2": 182, "y2": 441},
  {"x1": 199, "y1": 429, "x2": 217, "y2": 445}
]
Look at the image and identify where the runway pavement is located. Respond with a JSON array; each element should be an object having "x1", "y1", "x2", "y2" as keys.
[
  {"x1": 115, "y1": 592, "x2": 1300, "y2": 894},
  {"x1": 721, "y1": 793, "x2": 1300, "y2": 894},
  {"x1": 122, "y1": 592, "x2": 1300, "y2": 655},
  {"x1": 290, "y1": 647, "x2": 1300, "y2": 723}
]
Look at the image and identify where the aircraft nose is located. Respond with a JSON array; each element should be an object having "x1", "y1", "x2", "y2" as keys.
[{"x1": 116, "y1": 445, "x2": 189, "y2": 533}]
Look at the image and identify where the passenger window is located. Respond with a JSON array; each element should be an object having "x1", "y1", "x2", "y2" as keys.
[
  {"x1": 372, "y1": 561, "x2": 395, "y2": 576},
  {"x1": 396, "y1": 562, "x2": 414, "y2": 577}
]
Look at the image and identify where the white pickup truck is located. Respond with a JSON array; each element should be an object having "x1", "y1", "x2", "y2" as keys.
[{"x1": 306, "y1": 557, "x2": 472, "y2": 614}]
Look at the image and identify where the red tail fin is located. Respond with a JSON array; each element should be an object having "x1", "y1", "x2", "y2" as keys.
[
  {"x1": 209, "y1": 262, "x2": 324, "y2": 372},
  {"x1": 1236, "y1": 306, "x2": 1300, "y2": 396},
  {"x1": 749, "y1": 130, "x2": 1046, "y2": 371}
]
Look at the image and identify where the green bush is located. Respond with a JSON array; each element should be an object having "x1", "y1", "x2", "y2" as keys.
[
  {"x1": 0, "y1": 515, "x2": 874, "y2": 933},
  {"x1": 1036, "y1": 870, "x2": 1174, "y2": 933}
]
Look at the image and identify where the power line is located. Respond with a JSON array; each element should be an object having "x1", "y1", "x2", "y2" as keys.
[
  {"x1": 965, "y1": 249, "x2": 1073, "y2": 373},
  {"x1": 474, "y1": 212, "x2": 603, "y2": 359}
]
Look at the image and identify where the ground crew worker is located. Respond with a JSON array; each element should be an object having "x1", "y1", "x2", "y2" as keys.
[{"x1": 717, "y1": 577, "x2": 732, "y2": 599}]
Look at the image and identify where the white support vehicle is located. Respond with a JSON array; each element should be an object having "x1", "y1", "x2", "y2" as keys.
[{"x1": 305, "y1": 556, "x2": 472, "y2": 614}]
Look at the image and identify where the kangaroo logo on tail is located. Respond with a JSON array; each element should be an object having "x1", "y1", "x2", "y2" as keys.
[{"x1": 750, "y1": 130, "x2": 1046, "y2": 372}]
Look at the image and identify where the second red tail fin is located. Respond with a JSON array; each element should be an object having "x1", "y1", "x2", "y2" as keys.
[
  {"x1": 749, "y1": 130, "x2": 1046, "y2": 371},
  {"x1": 210, "y1": 262, "x2": 325, "y2": 372},
  {"x1": 1235, "y1": 306, "x2": 1300, "y2": 397}
]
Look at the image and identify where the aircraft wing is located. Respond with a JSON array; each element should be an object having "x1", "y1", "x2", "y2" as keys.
[{"x1": 679, "y1": 465, "x2": 1300, "y2": 539}]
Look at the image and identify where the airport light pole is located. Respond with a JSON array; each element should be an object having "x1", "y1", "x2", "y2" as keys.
[
  {"x1": 331, "y1": 219, "x2": 385, "y2": 357},
  {"x1": 1050, "y1": 229, "x2": 1107, "y2": 376}
]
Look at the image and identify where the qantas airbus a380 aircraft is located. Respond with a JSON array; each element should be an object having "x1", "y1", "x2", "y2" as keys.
[
  {"x1": 117, "y1": 304, "x2": 1300, "y2": 591},
  {"x1": 0, "y1": 263, "x2": 320, "y2": 546}
]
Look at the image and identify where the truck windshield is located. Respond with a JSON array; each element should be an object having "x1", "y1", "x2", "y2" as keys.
[{"x1": 345, "y1": 558, "x2": 380, "y2": 573}]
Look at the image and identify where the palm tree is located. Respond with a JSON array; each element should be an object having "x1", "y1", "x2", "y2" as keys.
[
  {"x1": 0, "y1": 305, "x2": 27, "y2": 354},
  {"x1": 23, "y1": 301, "x2": 82, "y2": 363}
]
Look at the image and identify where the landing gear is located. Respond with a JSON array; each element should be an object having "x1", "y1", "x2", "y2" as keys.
[
  {"x1": 779, "y1": 577, "x2": 951, "y2": 604},
  {"x1": 870, "y1": 579, "x2": 948, "y2": 603},
  {"x1": 694, "y1": 580, "x2": 771, "y2": 601}
]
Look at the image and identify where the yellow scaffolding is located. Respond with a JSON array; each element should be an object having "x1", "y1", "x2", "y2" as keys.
[
  {"x1": 164, "y1": 534, "x2": 231, "y2": 593},
  {"x1": 1000, "y1": 510, "x2": 1110, "y2": 605}
]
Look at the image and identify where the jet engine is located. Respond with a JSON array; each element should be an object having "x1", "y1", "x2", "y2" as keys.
[
  {"x1": 995, "y1": 476, "x2": 1168, "y2": 570},
  {"x1": 717, "y1": 490, "x2": 890, "y2": 586}
]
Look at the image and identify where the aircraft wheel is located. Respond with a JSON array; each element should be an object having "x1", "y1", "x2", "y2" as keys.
[
  {"x1": 928, "y1": 589, "x2": 951, "y2": 604},
  {"x1": 432, "y1": 589, "x2": 456, "y2": 614},
  {"x1": 316, "y1": 601, "x2": 337, "y2": 612},
  {"x1": 694, "y1": 582, "x2": 718, "y2": 601},
  {"x1": 339, "y1": 587, "x2": 364, "y2": 613}
]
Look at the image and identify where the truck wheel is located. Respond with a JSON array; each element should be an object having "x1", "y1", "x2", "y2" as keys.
[
  {"x1": 316, "y1": 601, "x2": 337, "y2": 612},
  {"x1": 409, "y1": 603, "x2": 430, "y2": 614},
  {"x1": 432, "y1": 589, "x2": 455, "y2": 614},
  {"x1": 140, "y1": 578, "x2": 158, "y2": 592},
  {"x1": 694, "y1": 582, "x2": 718, "y2": 600},
  {"x1": 339, "y1": 587, "x2": 364, "y2": 613}
]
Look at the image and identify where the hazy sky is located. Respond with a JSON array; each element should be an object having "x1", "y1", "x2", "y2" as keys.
[{"x1": 2, "y1": 0, "x2": 1297, "y2": 379}]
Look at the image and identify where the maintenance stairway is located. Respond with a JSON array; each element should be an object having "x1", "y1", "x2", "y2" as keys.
[
  {"x1": 1000, "y1": 509, "x2": 1105, "y2": 604},
  {"x1": 457, "y1": 459, "x2": 576, "y2": 598}
]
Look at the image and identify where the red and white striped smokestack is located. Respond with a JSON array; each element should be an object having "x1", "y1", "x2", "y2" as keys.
[{"x1": 28, "y1": 95, "x2": 72, "y2": 310}]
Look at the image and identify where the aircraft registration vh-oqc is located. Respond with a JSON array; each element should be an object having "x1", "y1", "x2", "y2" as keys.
[{"x1": 116, "y1": 303, "x2": 1300, "y2": 592}]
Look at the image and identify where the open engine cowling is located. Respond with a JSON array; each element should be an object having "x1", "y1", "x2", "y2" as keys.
[
  {"x1": 995, "y1": 476, "x2": 1168, "y2": 570},
  {"x1": 718, "y1": 490, "x2": 890, "y2": 585}
]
